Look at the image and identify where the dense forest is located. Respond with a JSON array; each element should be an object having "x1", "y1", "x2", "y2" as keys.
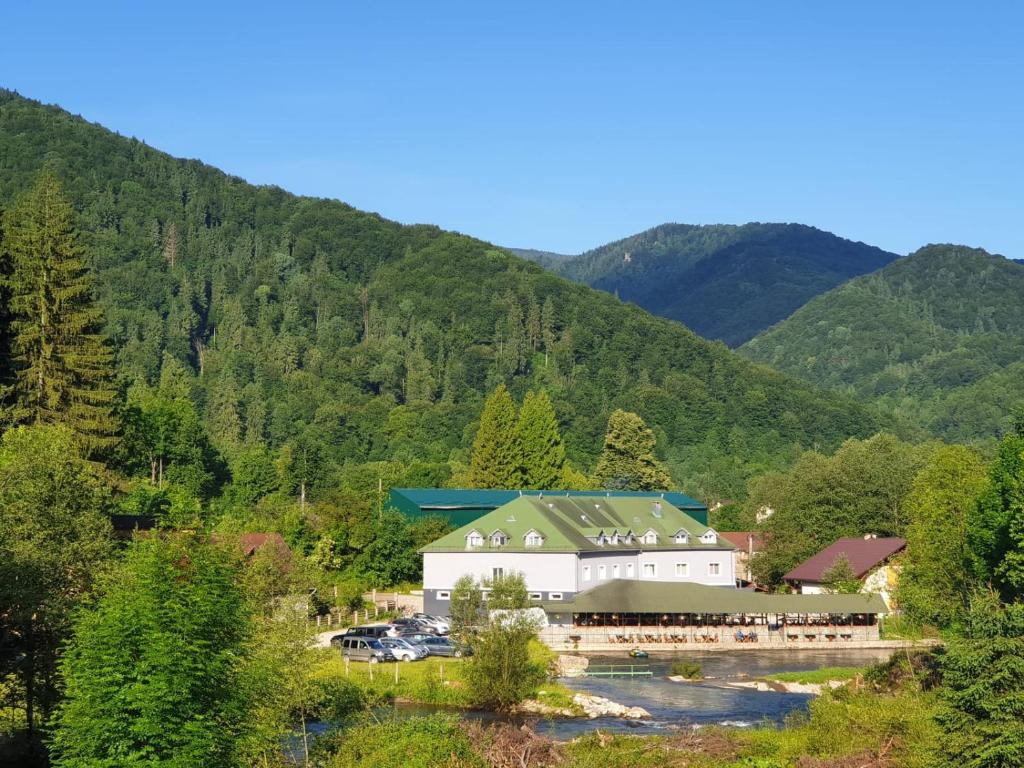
[
  {"x1": 741, "y1": 244, "x2": 1024, "y2": 444},
  {"x1": 1, "y1": 88, "x2": 1023, "y2": 768},
  {"x1": 522, "y1": 222, "x2": 898, "y2": 346},
  {"x1": 0, "y1": 90, "x2": 878, "y2": 503}
]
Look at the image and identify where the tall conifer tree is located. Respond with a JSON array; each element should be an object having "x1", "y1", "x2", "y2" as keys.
[
  {"x1": 467, "y1": 383, "x2": 523, "y2": 488},
  {"x1": 518, "y1": 389, "x2": 566, "y2": 489},
  {"x1": 591, "y1": 409, "x2": 671, "y2": 491},
  {"x1": 2, "y1": 172, "x2": 118, "y2": 455}
]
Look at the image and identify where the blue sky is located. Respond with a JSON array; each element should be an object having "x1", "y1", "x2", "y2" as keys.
[{"x1": 3, "y1": 2, "x2": 1022, "y2": 256}]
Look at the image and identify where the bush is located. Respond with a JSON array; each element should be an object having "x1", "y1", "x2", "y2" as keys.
[
  {"x1": 670, "y1": 661, "x2": 702, "y2": 679},
  {"x1": 463, "y1": 616, "x2": 546, "y2": 710},
  {"x1": 319, "y1": 714, "x2": 484, "y2": 768}
]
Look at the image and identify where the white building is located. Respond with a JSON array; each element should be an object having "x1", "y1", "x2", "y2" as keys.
[{"x1": 420, "y1": 494, "x2": 736, "y2": 616}]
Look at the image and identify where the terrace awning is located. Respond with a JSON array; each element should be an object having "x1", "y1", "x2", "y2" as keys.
[{"x1": 540, "y1": 580, "x2": 887, "y2": 616}]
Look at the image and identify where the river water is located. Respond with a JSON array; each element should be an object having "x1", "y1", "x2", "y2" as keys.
[
  {"x1": 536, "y1": 647, "x2": 894, "y2": 737},
  {"x1": 289, "y1": 647, "x2": 896, "y2": 758}
]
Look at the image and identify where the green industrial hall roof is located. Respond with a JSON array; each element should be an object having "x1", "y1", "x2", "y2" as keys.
[
  {"x1": 390, "y1": 488, "x2": 707, "y2": 519},
  {"x1": 419, "y1": 495, "x2": 730, "y2": 554},
  {"x1": 541, "y1": 580, "x2": 888, "y2": 616}
]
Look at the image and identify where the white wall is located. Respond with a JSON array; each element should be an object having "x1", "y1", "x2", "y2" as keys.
[
  {"x1": 578, "y1": 552, "x2": 637, "y2": 588},
  {"x1": 423, "y1": 551, "x2": 579, "y2": 593},
  {"x1": 637, "y1": 550, "x2": 735, "y2": 586}
]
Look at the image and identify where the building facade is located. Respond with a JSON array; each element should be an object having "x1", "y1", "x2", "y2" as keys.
[{"x1": 420, "y1": 494, "x2": 734, "y2": 616}]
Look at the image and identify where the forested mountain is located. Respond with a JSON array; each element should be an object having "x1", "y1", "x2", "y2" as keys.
[
  {"x1": 506, "y1": 247, "x2": 573, "y2": 270},
  {"x1": 0, "y1": 90, "x2": 878, "y2": 501},
  {"x1": 741, "y1": 245, "x2": 1024, "y2": 443},
  {"x1": 527, "y1": 223, "x2": 898, "y2": 346}
]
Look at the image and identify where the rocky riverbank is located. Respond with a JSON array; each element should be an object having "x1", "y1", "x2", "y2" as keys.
[{"x1": 519, "y1": 692, "x2": 650, "y2": 719}]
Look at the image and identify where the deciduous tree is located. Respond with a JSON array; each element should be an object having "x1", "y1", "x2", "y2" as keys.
[
  {"x1": 898, "y1": 445, "x2": 988, "y2": 628},
  {"x1": 591, "y1": 409, "x2": 671, "y2": 491},
  {"x1": 51, "y1": 535, "x2": 251, "y2": 768}
]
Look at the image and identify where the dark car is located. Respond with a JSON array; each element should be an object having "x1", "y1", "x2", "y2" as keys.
[
  {"x1": 397, "y1": 631, "x2": 434, "y2": 644},
  {"x1": 341, "y1": 624, "x2": 394, "y2": 639},
  {"x1": 420, "y1": 636, "x2": 471, "y2": 658},
  {"x1": 391, "y1": 617, "x2": 437, "y2": 634}
]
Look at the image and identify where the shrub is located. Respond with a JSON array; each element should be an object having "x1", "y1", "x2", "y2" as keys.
[{"x1": 670, "y1": 661, "x2": 702, "y2": 679}]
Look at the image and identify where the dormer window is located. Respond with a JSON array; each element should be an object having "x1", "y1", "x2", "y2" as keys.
[
  {"x1": 466, "y1": 530, "x2": 484, "y2": 548},
  {"x1": 524, "y1": 529, "x2": 544, "y2": 547},
  {"x1": 490, "y1": 531, "x2": 508, "y2": 547},
  {"x1": 674, "y1": 531, "x2": 689, "y2": 544},
  {"x1": 642, "y1": 530, "x2": 658, "y2": 545},
  {"x1": 700, "y1": 529, "x2": 718, "y2": 545}
]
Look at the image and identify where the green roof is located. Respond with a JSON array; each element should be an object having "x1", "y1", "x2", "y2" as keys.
[
  {"x1": 389, "y1": 488, "x2": 709, "y2": 527},
  {"x1": 420, "y1": 495, "x2": 730, "y2": 554},
  {"x1": 541, "y1": 580, "x2": 888, "y2": 615}
]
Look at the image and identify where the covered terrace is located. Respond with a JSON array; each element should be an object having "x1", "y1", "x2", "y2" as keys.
[{"x1": 539, "y1": 580, "x2": 888, "y2": 649}]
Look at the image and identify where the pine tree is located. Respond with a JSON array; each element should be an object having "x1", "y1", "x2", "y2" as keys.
[
  {"x1": 467, "y1": 384, "x2": 523, "y2": 489},
  {"x1": 591, "y1": 409, "x2": 672, "y2": 491},
  {"x1": 1, "y1": 172, "x2": 118, "y2": 456},
  {"x1": 518, "y1": 389, "x2": 566, "y2": 489}
]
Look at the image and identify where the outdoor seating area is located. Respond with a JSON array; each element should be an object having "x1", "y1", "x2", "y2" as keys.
[{"x1": 539, "y1": 579, "x2": 888, "y2": 649}]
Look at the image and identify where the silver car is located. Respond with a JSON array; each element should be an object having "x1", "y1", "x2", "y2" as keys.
[
  {"x1": 338, "y1": 635, "x2": 394, "y2": 663},
  {"x1": 380, "y1": 636, "x2": 428, "y2": 662}
]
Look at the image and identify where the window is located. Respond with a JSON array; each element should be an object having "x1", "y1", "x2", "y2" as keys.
[
  {"x1": 674, "y1": 532, "x2": 688, "y2": 544},
  {"x1": 701, "y1": 530, "x2": 718, "y2": 544},
  {"x1": 598, "y1": 565, "x2": 607, "y2": 580},
  {"x1": 548, "y1": 592, "x2": 563, "y2": 600},
  {"x1": 490, "y1": 532, "x2": 507, "y2": 546},
  {"x1": 492, "y1": 567, "x2": 504, "y2": 579},
  {"x1": 709, "y1": 562, "x2": 721, "y2": 576},
  {"x1": 529, "y1": 592, "x2": 543, "y2": 601},
  {"x1": 612, "y1": 564, "x2": 620, "y2": 578},
  {"x1": 582, "y1": 565, "x2": 591, "y2": 581},
  {"x1": 675, "y1": 562, "x2": 688, "y2": 577},
  {"x1": 626, "y1": 563, "x2": 635, "y2": 577},
  {"x1": 643, "y1": 530, "x2": 658, "y2": 545},
  {"x1": 524, "y1": 530, "x2": 544, "y2": 547},
  {"x1": 466, "y1": 531, "x2": 483, "y2": 548},
  {"x1": 437, "y1": 591, "x2": 451, "y2": 600},
  {"x1": 642, "y1": 563, "x2": 656, "y2": 578}
]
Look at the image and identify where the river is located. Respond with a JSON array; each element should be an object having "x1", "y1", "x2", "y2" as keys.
[{"x1": 287, "y1": 647, "x2": 895, "y2": 760}]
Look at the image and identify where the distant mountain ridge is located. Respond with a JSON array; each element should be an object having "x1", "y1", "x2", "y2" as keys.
[
  {"x1": 741, "y1": 244, "x2": 1024, "y2": 442},
  {"x1": 520, "y1": 223, "x2": 898, "y2": 346}
]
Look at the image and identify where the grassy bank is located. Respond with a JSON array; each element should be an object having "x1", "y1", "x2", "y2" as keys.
[
  {"x1": 309, "y1": 640, "x2": 580, "y2": 712},
  {"x1": 315, "y1": 684, "x2": 939, "y2": 768},
  {"x1": 564, "y1": 685, "x2": 938, "y2": 767},
  {"x1": 766, "y1": 666, "x2": 864, "y2": 684}
]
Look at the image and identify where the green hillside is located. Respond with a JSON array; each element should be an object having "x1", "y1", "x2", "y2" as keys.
[
  {"x1": 741, "y1": 244, "x2": 1024, "y2": 442},
  {"x1": 529, "y1": 222, "x2": 897, "y2": 346},
  {"x1": 0, "y1": 90, "x2": 877, "y2": 500}
]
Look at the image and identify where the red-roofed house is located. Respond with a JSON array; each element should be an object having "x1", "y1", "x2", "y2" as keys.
[
  {"x1": 719, "y1": 531, "x2": 764, "y2": 585},
  {"x1": 784, "y1": 535, "x2": 906, "y2": 608}
]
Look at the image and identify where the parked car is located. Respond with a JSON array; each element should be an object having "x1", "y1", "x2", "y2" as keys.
[
  {"x1": 420, "y1": 636, "x2": 471, "y2": 658},
  {"x1": 413, "y1": 613, "x2": 450, "y2": 634},
  {"x1": 397, "y1": 631, "x2": 434, "y2": 644},
  {"x1": 380, "y1": 637, "x2": 428, "y2": 662},
  {"x1": 337, "y1": 635, "x2": 394, "y2": 663},
  {"x1": 343, "y1": 624, "x2": 394, "y2": 639},
  {"x1": 390, "y1": 617, "x2": 437, "y2": 634}
]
